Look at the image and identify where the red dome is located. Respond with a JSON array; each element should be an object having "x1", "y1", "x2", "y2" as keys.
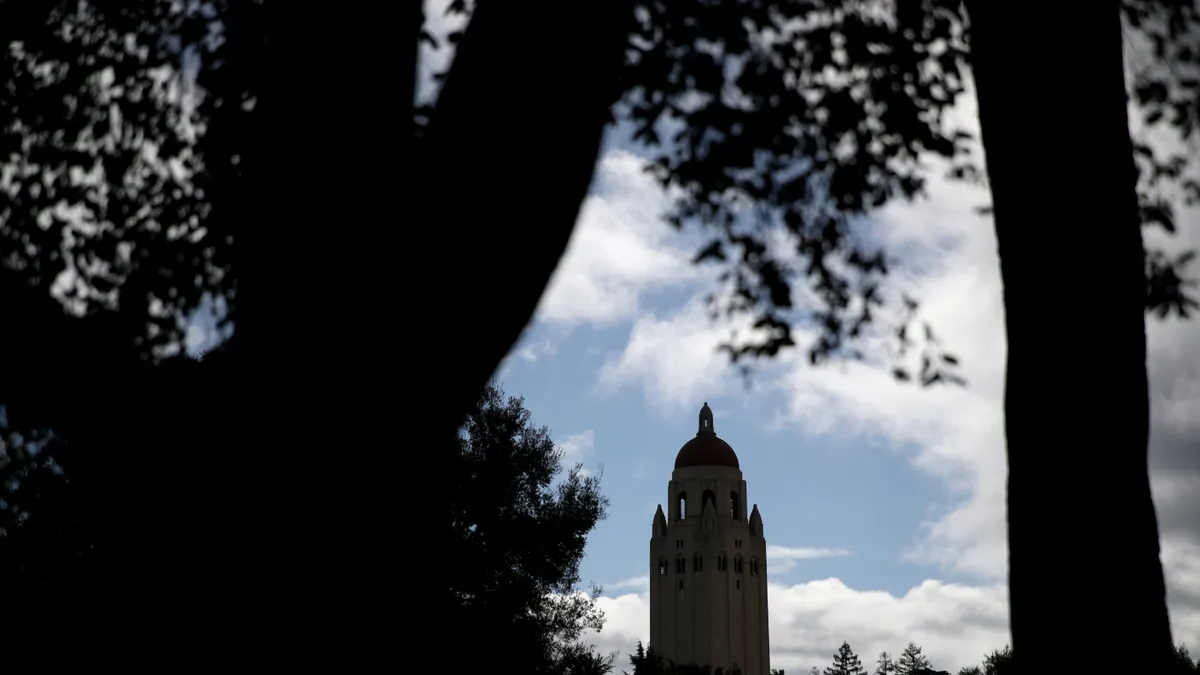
[{"x1": 675, "y1": 433, "x2": 740, "y2": 469}]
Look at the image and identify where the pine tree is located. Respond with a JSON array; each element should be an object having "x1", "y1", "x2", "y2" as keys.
[
  {"x1": 825, "y1": 642, "x2": 868, "y2": 675},
  {"x1": 626, "y1": 642, "x2": 665, "y2": 675},
  {"x1": 809, "y1": 667, "x2": 821, "y2": 675},
  {"x1": 875, "y1": 652, "x2": 896, "y2": 675},
  {"x1": 895, "y1": 643, "x2": 931, "y2": 675}
]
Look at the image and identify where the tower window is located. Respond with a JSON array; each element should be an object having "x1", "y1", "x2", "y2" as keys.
[
  {"x1": 702, "y1": 489, "x2": 716, "y2": 512},
  {"x1": 693, "y1": 554, "x2": 703, "y2": 572},
  {"x1": 734, "y1": 556, "x2": 744, "y2": 574},
  {"x1": 658, "y1": 558, "x2": 667, "y2": 575},
  {"x1": 675, "y1": 557, "x2": 686, "y2": 574},
  {"x1": 679, "y1": 579, "x2": 684, "y2": 590},
  {"x1": 730, "y1": 491, "x2": 740, "y2": 520},
  {"x1": 736, "y1": 579, "x2": 741, "y2": 591},
  {"x1": 717, "y1": 554, "x2": 727, "y2": 572},
  {"x1": 751, "y1": 558, "x2": 760, "y2": 576},
  {"x1": 678, "y1": 492, "x2": 688, "y2": 520}
]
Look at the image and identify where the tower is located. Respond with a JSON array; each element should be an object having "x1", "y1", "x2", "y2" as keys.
[{"x1": 649, "y1": 403, "x2": 770, "y2": 675}]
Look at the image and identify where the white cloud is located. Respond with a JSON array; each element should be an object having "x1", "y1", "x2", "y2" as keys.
[
  {"x1": 535, "y1": 150, "x2": 703, "y2": 328},
  {"x1": 559, "y1": 430, "x2": 597, "y2": 475},
  {"x1": 582, "y1": 577, "x2": 1010, "y2": 675},
  {"x1": 418, "y1": 0, "x2": 468, "y2": 105},
  {"x1": 767, "y1": 545, "x2": 853, "y2": 574},
  {"x1": 516, "y1": 337, "x2": 557, "y2": 363},
  {"x1": 596, "y1": 298, "x2": 745, "y2": 415}
]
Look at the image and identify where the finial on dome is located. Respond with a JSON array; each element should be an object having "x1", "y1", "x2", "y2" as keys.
[{"x1": 697, "y1": 402, "x2": 715, "y2": 436}]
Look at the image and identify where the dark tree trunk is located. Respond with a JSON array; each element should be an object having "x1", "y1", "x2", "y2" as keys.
[
  {"x1": 964, "y1": 1, "x2": 1174, "y2": 671},
  {"x1": 415, "y1": 0, "x2": 636, "y2": 440}
]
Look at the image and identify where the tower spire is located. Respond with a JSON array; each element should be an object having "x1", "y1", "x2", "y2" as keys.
[{"x1": 697, "y1": 402, "x2": 715, "y2": 436}]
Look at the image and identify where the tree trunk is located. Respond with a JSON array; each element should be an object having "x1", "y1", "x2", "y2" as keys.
[
  {"x1": 964, "y1": 1, "x2": 1174, "y2": 671},
  {"x1": 415, "y1": 0, "x2": 635, "y2": 440}
]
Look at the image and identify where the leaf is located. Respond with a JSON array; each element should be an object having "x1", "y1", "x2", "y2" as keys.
[{"x1": 693, "y1": 239, "x2": 726, "y2": 264}]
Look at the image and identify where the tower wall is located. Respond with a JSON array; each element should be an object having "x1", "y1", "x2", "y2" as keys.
[{"x1": 650, "y1": 463, "x2": 771, "y2": 675}]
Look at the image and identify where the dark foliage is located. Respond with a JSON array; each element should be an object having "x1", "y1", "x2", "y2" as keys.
[
  {"x1": 613, "y1": 0, "x2": 1199, "y2": 381},
  {"x1": 625, "y1": 641, "x2": 743, "y2": 675},
  {"x1": 826, "y1": 642, "x2": 867, "y2": 675},
  {"x1": 0, "y1": 1, "x2": 243, "y2": 356},
  {"x1": 451, "y1": 383, "x2": 611, "y2": 675}
]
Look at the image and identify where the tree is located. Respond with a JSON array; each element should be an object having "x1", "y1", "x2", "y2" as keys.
[
  {"x1": 0, "y1": 0, "x2": 634, "y2": 656},
  {"x1": 894, "y1": 643, "x2": 931, "y2": 675},
  {"x1": 980, "y1": 646, "x2": 1011, "y2": 675},
  {"x1": 627, "y1": 642, "x2": 666, "y2": 675},
  {"x1": 875, "y1": 652, "x2": 897, "y2": 675},
  {"x1": 826, "y1": 642, "x2": 868, "y2": 675},
  {"x1": 561, "y1": 645, "x2": 620, "y2": 675},
  {"x1": 1172, "y1": 644, "x2": 1200, "y2": 674},
  {"x1": 624, "y1": 646, "x2": 745, "y2": 675},
  {"x1": 451, "y1": 382, "x2": 611, "y2": 675},
  {"x1": 964, "y1": 2, "x2": 1179, "y2": 671}
]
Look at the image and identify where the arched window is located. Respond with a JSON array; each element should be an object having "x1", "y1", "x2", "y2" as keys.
[
  {"x1": 675, "y1": 556, "x2": 686, "y2": 574},
  {"x1": 702, "y1": 489, "x2": 716, "y2": 512},
  {"x1": 693, "y1": 553, "x2": 703, "y2": 572},
  {"x1": 750, "y1": 558, "x2": 760, "y2": 576},
  {"x1": 717, "y1": 553, "x2": 728, "y2": 572},
  {"x1": 730, "y1": 491, "x2": 740, "y2": 520},
  {"x1": 658, "y1": 558, "x2": 668, "y2": 575},
  {"x1": 734, "y1": 556, "x2": 744, "y2": 574},
  {"x1": 678, "y1": 492, "x2": 688, "y2": 520}
]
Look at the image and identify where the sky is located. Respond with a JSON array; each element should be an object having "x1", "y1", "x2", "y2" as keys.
[{"x1": 409, "y1": 6, "x2": 1200, "y2": 673}]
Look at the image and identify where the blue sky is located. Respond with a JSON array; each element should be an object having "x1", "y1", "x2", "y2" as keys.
[{"x1": 410, "y1": 5, "x2": 1200, "y2": 672}]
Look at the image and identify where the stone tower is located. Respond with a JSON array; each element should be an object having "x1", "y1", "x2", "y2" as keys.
[{"x1": 649, "y1": 403, "x2": 770, "y2": 675}]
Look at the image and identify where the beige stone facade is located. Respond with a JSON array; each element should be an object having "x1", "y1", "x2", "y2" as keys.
[{"x1": 649, "y1": 404, "x2": 770, "y2": 675}]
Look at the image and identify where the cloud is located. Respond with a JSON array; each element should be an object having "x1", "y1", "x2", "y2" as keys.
[
  {"x1": 581, "y1": 577, "x2": 1010, "y2": 675},
  {"x1": 535, "y1": 150, "x2": 703, "y2": 329},
  {"x1": 516, "y1": 337, "x2": 558, "y2": 363},
  {"x1": 608, "y1": 576, "x2": 651, "y2": 593},
  {"x1": 559, "y1": 430, "x2": 597, "y2": 475},
  {"x1": 767, "y1": 545, "x2": 853, "y2": 574},
  {"x1": 418, "y1": 0, "x2": 468, "y2": 105},
  {"x1": 596, "y1": 299, "x2": 744, "y2": 415}
]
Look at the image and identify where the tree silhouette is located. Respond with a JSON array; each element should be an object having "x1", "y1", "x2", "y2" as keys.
[
  {"x1": 894, "y1": 643, "x2": 932, "y2": 675},
  {"x1": 825, "y1": 642, "x2": 868, "y2": 675},
  {"x1": 451, "y1": 382, "x2": 611, "y2": 674},
  {"x1": 875, "y1": 652, "x2": 897, "y2": 675},
  {"x1": 978, "y1": 646, "x2": 1011, "y2": 675}
]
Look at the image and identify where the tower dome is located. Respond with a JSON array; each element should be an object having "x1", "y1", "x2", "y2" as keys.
[{"x1": 674, "y1": 402, "x2": 740, "y2": 469}]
